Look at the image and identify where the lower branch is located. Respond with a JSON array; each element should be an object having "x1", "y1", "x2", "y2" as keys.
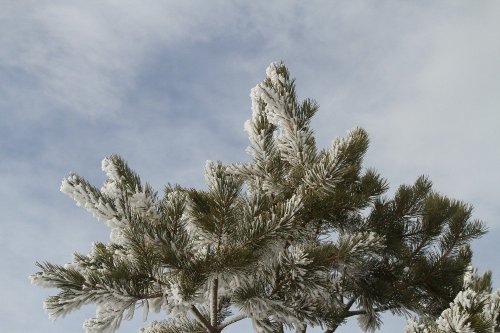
[
  {"x1": 191, "y1": 305, "x2": 218, "y2": 333},
  {"x1": 324, "y1": 304, "x2": 396, "y2": 332},
  {"x1": 218, "y1": 313, "x2": 247, "y2": 330},
  {"x1": 345, "y1": 305, "x2": 393, "y2": 317},
  {"x1": 324, "y1": 297, "x2": 357, "y2": 333}
]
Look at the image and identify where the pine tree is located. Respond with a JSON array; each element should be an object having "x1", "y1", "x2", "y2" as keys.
[{"x1": 32, "y1": 63, "x2": 492, "y2": 333}]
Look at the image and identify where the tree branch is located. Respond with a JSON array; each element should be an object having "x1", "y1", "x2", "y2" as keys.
[
  {"x1": 191, "y1": 305, "x2": 217, "y2": 333},
  {"x1": 344, "y1": 296, "x2": 356, "y2": 311},
  {"x1": 323, "y1": 296, "x2": 357, "y2": 333},
  {"x1": 345, "y1": 305, "x2": 393, "y2": 318},
  {"x1": 296, "y1": 326, "x2": 307, "y2": 333},
  {"x1": 210, "y1": 277, "x2": 219, "y2": 327},
  {"x1": 218, "y1": 313, "x2": 247, "y2": 330}
]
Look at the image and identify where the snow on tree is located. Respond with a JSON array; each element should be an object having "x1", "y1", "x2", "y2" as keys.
[
  {"x1": 405, "y1": 268, "x2": 500, "y2": 333},
  {"x1": 32, "y1": 63, "x2": 493, "y2": 333}
]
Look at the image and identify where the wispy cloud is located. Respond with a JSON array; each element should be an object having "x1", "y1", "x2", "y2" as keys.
[{"x1": 1, "y1": 1, "x2": 243, "y2": 117}]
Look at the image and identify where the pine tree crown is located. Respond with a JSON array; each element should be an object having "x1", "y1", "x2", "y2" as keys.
[{"x1": 32, "y1": 62, "x2": 491, "y2": 333}]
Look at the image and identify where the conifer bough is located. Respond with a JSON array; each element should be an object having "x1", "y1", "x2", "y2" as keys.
[{"x1": 32, "y1": 63, "x2": 497, "y2": 333}]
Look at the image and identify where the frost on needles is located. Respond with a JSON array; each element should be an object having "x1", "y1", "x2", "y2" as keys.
[{"x1": 31, "y1": 63, "x2": 498, "y2": 333}]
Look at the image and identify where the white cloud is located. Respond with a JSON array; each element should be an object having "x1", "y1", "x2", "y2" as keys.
[
  {"x1": 0, "y1": 1, "x2": 240, "y2": 117},
  {"x1": 358, "y1": 2, "x2": 500, "y2": 224}
]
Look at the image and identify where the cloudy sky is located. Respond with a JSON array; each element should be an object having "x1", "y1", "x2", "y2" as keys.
[{"x1": 1, "y1": 1, "x2": 499, "y2": 332}]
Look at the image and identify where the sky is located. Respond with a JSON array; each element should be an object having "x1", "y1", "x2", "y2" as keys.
[{"x1": 1, "y1": 1, "x2": 499, "y2": 332}]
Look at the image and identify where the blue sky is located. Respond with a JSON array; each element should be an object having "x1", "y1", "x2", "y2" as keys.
[{"x1": 1, "y1": 1, "x2": 499, "y2": 332}]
